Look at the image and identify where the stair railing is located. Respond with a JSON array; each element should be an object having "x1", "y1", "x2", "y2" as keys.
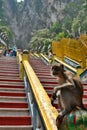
[
  {"x1": 17, "y1": 49, "x2": 58, "y2": 130},
  {"x1": 40, "y1": 53, "x2": 52, "y2": 65}
]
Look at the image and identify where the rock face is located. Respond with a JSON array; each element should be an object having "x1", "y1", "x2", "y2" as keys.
[{"x1": 3, "y1": 0, "x2": 69, "y2": 48}]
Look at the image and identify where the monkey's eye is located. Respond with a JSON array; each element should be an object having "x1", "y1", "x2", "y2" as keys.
[
  {"x1": 52, "y1": 71, "x2": 59, "y2": 76},
  {"x1": 52, "y1": 65, "x2": 58, "y2": 70}
]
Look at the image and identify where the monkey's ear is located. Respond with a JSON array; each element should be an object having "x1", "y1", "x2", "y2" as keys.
[
  {"x1": 52, "y1": 65, "x2": 57, "y2": 70},
  {"x1": 60, "y1": 64, "x2": 64, "y2": 71}
]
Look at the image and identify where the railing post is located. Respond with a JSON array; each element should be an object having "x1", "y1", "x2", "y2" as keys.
[
  {"x1": 17, "y1": 49, "x2": 22, "y2": 63},
  {"x1": 20, "y1": 49, "x2": 29, "y2": 79},
  {"x1": 23, "y1": 49, "x2": 29, "y2": 61}
]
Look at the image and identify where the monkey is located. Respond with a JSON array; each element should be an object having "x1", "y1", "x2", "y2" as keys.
[{"x1": 51, "y1": 63, "x2": 87, "y2": 126}]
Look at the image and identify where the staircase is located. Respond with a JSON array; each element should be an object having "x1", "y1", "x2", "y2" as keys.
[
  {"x1": 30, "y1": 56, "x2": 87, "y2": 109},
  {"x1": 0, "y1": 56, "x2": 33, "y2": 130}
]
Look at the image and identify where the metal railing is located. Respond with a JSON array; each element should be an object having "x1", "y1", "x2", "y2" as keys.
[
  {"x1": 17, "y1": 50, "x2": 58, "y2": 130},
  {"x1": 52, "y1": 35, "x2": 87, "y2": 69},
  {"x1": 40, "y1": 53, "x2": 51, "y2": 65}
]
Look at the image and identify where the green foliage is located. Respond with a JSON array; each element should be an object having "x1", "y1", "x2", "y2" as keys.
[
  {"x1": 34, "y1": 29, "x2": 51, "y2": 38},
  {"x1": 0, "y1": 0, "x2": 8, "y2": 25},
  {"x1": 82, "y1": 2, "x2": 87, "y2": 11},
  {"x1": 0, "y1": 0, "x2": 3, "y2": 14},
  {"x1": 29, "y1": 29, "x2": 52, "y2": 53},
  {"x1": 1, "y1": 0, "x2": 87, "y2": 50},
  {"x1": 50, "y1": 21, "x2": 62, "y2": 34},
  {"x1": 82, "y1": 17, "x2": 87, "y2": 33},
  {"x1": 54, "y1": 32, "x2": 65, "y2": 40},
  {"x1": 62, "y1": 2, "x2": 78, "y2": 20},
  {"x1": 72, "y1": 8, "x2": 87, "y2": 36},
  {"x1": 62, "y1": 0, "x2": 87, "y2": 37},
  {"x1": 0, "y1": 0, "x2": 13, "y2": 45},
  {"x1": 0, "y1": 26, "x2": 12, "y2": 37},
  {"x1": 0, "y1": 26, "x2": 13, "y2": 45},
  {"x1": 28, "y1": 0, "x2": 87, "y2": 52},
  {"x1": 30, "y1": 0, "x2": 87, "y2": 52},
  {"x1": 0, "y1": 0, "x2": 4, "y2": 22},
  {"x1": 62, "y1": 17, "x2": 72, "y2": 32}
]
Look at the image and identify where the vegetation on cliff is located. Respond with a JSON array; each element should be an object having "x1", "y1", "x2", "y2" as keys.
[{"x1": 0, "y1": 0, "x2": 87, "y2": 51}]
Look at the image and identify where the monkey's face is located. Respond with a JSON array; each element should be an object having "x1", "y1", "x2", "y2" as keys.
[{"x1": 52, "y1": 65, "x2": 61, "y2": 76}]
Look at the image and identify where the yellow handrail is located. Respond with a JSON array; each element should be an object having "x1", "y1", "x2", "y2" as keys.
[
  {"x1": 40, "y1": 53, "x2": 51, "y2": 63},
  {"x1": 18, "y1": 51, "x2": 58, "y2": 130},
  {"x1": 52, "y1": 35, "x2": 87, "y2": 69},
  {"x1": 54, "y1": 56, "x2": 77, "y2": 74},
  {"x1": 23, "y1": 60, "x2": 58, "y2": 130},
  {"x1": 19, "y1": 54, "x2": 22, "y2": 63}
]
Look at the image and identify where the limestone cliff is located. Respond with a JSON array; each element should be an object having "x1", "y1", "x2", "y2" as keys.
[{"x1": 3, "y1": 0, "x2": 68, "y2": 48}]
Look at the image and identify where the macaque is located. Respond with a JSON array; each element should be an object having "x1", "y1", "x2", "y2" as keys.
[{"x1": 51, "y1": 63, "x2": 87, "y2": 125}]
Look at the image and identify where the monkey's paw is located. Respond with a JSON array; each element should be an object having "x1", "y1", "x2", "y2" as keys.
[
  {"x1": 51, "y1": 98, "x2": 54, "y2": 106},
  {"x1": 51, "y1": 92, "x2": 57, "y2": 106},
  {"x1": 56, "y1": 114, "x2": 63, "y2": 126},
  {"x1": 52, "y1": 92, "x2": 57, "y2": 100}
]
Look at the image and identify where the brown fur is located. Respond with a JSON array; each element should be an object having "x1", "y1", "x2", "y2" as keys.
[{"x1": 51, "y1": 63, "x2": 87, "y2": 125}]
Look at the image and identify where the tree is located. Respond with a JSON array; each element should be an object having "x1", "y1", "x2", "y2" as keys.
[
  {"x1": 0, "y1": 26, "x2": 13, "y2": 46},
  {"x1": 50, "y1": 21, "x2": 62, "y2": 34},
  {"x1": 29, "y1": 29, "x2": 52, "y2": 53},
  {"x1": 72, "y1": 8, "x2": 87, "y2": 36}
]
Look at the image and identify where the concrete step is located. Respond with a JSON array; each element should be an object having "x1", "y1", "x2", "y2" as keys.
[
  {"x1": 0, "y1": 84, "x2": 24, "y2": 88},
  {"x1": 0, "y1": 125, "x2": 33, "y2": 130},
  {"x1": 0, "y1": 81, "x2": 24, "y2": 86},
  {"x1": 0, "y1": 87, "x2": 25, "y2": 91},
  {"x1": 0, "y1": 70, "x2": 18, "y2": 73},
  {"x1": 0, "y1": 91, "x2": 26, "y2": 97},
  {"x1": 0, "y1": 57, "x2": 33, "y2": 129},
  {"x1": 0, "y1": 116, "x2": 32, "y2": 125},
  {"x1": 0, "y1": 78, "x2": 23, "y2": 82},
  {"x1": 0, "y1": 102, "x2": 28, "y2": 108},
  {"x1": 0, "y1": 76, "x2": 20, "y2": 80},
  {"x1": 0, "y1": 96, "x2": 27, "y2": 102},
  {"x1": 0, "y1": 67, "x2": 18, "y2": 71},
  {"x1": 0, "y1": 108, "x2": 30, "y2": 116}
]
